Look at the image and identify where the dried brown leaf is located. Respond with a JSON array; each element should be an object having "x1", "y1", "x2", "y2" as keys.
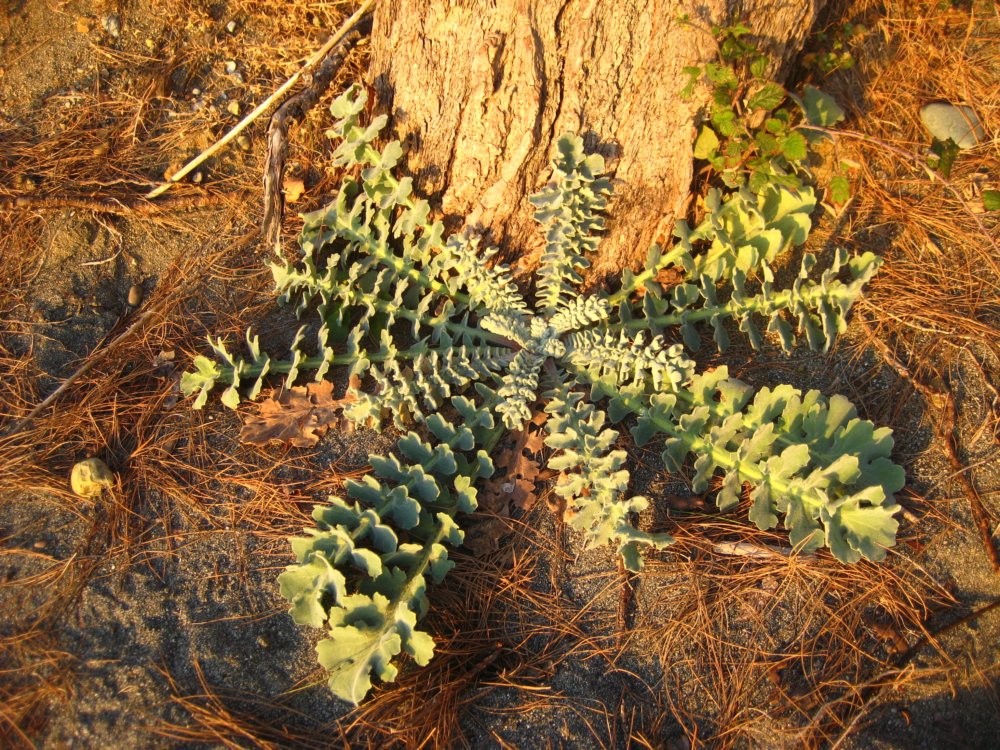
[
  {"x1": 482, "y1": 411, "x2": 549, "y2": 513},
  {"x1": 634, "y1": 266, "x2": 686, "y2": 298},
  {"x1": 239, "y1": 380, "x2": 354, "y2": 447},
  {"x1": 467, "y1": 412, "x2": 550, "y2": 556},
  {"x1": 462, "y1": 504, "x2": 510, "y2": 558}
]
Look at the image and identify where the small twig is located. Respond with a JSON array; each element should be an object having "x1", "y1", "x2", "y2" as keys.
[
  {"x1": 79, "y1": 248, "x2": 122, "y2": 267},
  {"x1": 916, "y1": 598, "x2": 1000, "y2": 647},
  {"x1": 711, "y1": 540, "x2": 796, "y2": 559},
  {"x1": 616, "y1": 556, "x2": 636, "y2": 645},
  {"x1": 262, "y1": 15, "x2": 372, "y2": 253},
  {"x1": 144, "y1": 0, "x2": 379, "y2": 200}
]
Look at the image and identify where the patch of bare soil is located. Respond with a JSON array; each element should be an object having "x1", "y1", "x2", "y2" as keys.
[{"x1": 1, "y1": 1, "x2": 997, "y2": 748}]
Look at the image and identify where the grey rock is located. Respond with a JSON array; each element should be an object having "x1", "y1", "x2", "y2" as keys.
[{"x1": 919, "y1": 102, "x2": 986, "y2": 149}]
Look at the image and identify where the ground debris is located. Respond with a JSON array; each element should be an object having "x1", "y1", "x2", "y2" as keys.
[
  {"x1": 240, "y1": 379, "x2": 354, "y2": 447},
  {"x1": 483, "y1": 410, "x2": 549, "y2": 512}
]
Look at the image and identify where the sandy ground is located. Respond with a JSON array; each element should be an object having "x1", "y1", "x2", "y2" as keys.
[{"x1": 1, "y1": 0, "x2": 998, "y2": 748}]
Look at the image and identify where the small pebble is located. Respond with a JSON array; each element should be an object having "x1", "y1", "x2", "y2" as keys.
[
  {"x1": 283, "y1": 176, "x2": 305, "y2": 203},
  {"x1": 71, "y1": 458, "x2": 114, "y2": 498},
  {"x1": 192, "y1": 171, "x2": 203, "y2": 184},
  {"x1": 33, "y1": 540, "x2": 46, "y2": 550},
  {"x1": 102, "y1": 14, "x2": 121, "y2": 38},
  {"x1": 127, "y1": 283, "x2": 143, "y2": 307},
  {"x1": 224, "y1": 60, "x2": 237, "y2": 74},
  {"x1": 236, "y1": 134, "x2": 251, "y2": 151},
  {"x1": 226, "y1": 100, "x2": 240, "y2": 116},
  {"x1": 226, "y1": 20, "x2": 237, "y2": 34},
  {"x1": 191, "y1": 87, "x2": 201, "y2": 96}
]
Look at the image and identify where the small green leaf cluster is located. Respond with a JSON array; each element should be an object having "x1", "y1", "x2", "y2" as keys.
[
  {"x1": 529, "y1": 136, "x2": 612, "y2": 311},
  {"x1": 685, "y1": 23, "x2": 847, "y2": 196},
  {"x1": 928, "y1": 137, "x2": 960, "y2": 179},
  {"x1": 182, "y1": 84, "x2": 902, "y2": 704},
  {"x1": 802, "y1": 21, "x2": 868, "y2": 74},
  {"x1": 614, "y1": 368, "x2": 903, "y2": 565},
  {"x1": 644, "y1": 187, "x2": 882, "y2": 354},
  {"x1": 545, "y1": 386, "x2": 674, "y2": 572}
]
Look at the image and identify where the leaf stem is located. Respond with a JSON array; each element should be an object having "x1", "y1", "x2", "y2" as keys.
[{"x1": 606, "y1": 245, "x2": 687, "y2": 306}]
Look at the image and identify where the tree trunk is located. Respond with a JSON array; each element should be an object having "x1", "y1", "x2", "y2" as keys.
[{"x1": 366, "y1": 0, "x2": 824, "y2": 278}]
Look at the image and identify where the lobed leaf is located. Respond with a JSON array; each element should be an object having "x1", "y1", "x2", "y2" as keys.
[
  {"x1": 619, "y1": 367, "x2": 902, "y2": 563},
  {"x1": 544, "y1": 387, "x2": 674, "y2": 571}
]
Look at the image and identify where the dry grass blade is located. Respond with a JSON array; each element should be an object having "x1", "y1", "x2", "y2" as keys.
[
  {"x1": 155, "y1": 660, "x2": 340, "y2": 749},
  {"x1": 0, "y1": 615, "x2": 75, "y2": 750},
  {"x1": 859, "y1": 316, "x2": 1000, "y2": 572},
  {"x1": 629, "y1": 512, "x2": 954, "y2": 748}
]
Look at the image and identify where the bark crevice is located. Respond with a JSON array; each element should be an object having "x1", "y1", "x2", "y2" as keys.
[{"x1": 367, "y1": 0, "x2": 825, "y2": 277}]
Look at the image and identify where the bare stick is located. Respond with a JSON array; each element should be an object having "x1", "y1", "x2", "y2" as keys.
[
  {"x1": 262, "y1": 16, "x2": 372, "y2": 253},
  {"x1": 711, "y1": 541, "x2": 796, "y2": 559},
  {"x1": 144, "y1": 0, "x2": 379, "y2": 200}
]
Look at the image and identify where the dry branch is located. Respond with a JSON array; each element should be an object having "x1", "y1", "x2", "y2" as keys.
[
  {"x1": 261, "y1": 17, "x2": 373, "y2": 253},
  {"x1": 144, "y1": 0, "x2": 380, "y2": 200}
]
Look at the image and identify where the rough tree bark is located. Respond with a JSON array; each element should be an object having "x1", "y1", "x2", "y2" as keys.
[{"x1": 367, "y1": 0, "x2": 825, "y2": 278}]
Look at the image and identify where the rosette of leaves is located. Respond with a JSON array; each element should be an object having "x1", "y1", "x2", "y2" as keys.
[{"x1": 181, "y1": 84, "x2": 903, "y2": 703}]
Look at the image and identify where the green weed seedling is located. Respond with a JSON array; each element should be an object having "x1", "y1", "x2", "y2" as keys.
[
  {"x1": 182, "y1": 84, "x2": 903, "y2": 704},
  {"x1": 684, "y1": 22, "x2": 851, "y2": 200}
]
